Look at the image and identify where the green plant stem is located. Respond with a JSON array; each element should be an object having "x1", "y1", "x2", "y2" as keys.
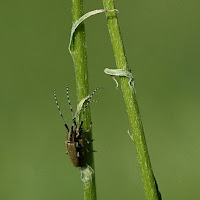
[
  {"x1": 102, "y1": 0, "x2": 160, "y2": 200},
  {"x1": 71, "y1": 0, "x2": 97, "y2": 200}
]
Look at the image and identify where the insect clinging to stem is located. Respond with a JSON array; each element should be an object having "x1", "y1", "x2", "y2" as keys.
[{"x1": 54, "y1": 85, "x2": 101, "y2": 167}]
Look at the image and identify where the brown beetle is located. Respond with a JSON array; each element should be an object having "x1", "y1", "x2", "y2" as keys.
[
  {"x1": 64, "y1": 119, "x2": 87, "y2": 167},
  {"x1": 54, "y1": 85, "x2": 99, "y2": 167}
]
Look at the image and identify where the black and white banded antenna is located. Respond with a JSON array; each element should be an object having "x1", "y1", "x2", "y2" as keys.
[
  {"x1": 79, "y1": 99, "x2": 100, "y2": 127},
  {"x1": 82, "y1": 99, "x2": 100, "y2": 116},
  {"x1": 54, "y1": 89, "x2": 69, "y2": 131},
  {"x1": 66, "y1": 84, "x2": 77, "y2": 127},
  {"x1": 73, "y1": 87, "x2": 102, "y2": 125}
]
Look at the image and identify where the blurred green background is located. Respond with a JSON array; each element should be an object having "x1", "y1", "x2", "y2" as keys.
[{"x1": 1, "y1": 0, "x2": 200, "y2": 199}]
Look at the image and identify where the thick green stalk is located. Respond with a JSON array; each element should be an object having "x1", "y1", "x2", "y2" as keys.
[
  {"x1": 102, "y1": 0, "x2": 160, "y2": 199},
  {"x1": 71, "y1": 0, "x2": 97, "y2": 199}
]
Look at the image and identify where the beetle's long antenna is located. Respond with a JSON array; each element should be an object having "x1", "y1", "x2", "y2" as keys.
[
  {"x1": 54, "y1": 89, "x2": 69, "y2": 131},
  {"x1": 82, "y1": 100, "x2": 99, "y2": 116},
  {"x1": 75, "y1": 87, "x2": 102, "y2": 124},
  {"x1": 83, "y1": 87, "x2": 102, "y2": 112},
  {"x1": 66, "y1": 85, "x2": 77, "y2": 126},
  {"x1": 66, "y1": 85, "x2": 73, "y2": 118}
]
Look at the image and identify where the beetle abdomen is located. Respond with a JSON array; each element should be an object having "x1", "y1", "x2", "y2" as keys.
[{"x1": 65, "y1": 140, "x2": 85, "y2": 167}]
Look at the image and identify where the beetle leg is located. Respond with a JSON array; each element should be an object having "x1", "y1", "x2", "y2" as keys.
[
  {"x1": 80, "y1": 122, "x2": 92, "y2": 133},
  {"x1": 80, "y1": 122, "x2": 92, "y2": 136},
  {"x1": 86, "y1": 148, "x2": 97, "y2": 153},
  {"x1": 84, "y1": 138, "x2": 94, "y2": 144}
]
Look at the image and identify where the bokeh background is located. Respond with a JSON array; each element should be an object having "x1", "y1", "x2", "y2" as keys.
[{"x1": 1, "y1": 0, "x2": 200, "y2": 199}]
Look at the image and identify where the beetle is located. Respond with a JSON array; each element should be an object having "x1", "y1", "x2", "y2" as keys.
[{"x1": 54, "y1": 85, "x2": 100, "y2": 167}]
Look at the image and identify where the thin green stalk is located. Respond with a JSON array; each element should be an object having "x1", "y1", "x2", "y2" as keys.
[
  {"x1": 102, "y1": 0, "x2": 161, "y2": 199},
  {"x1": 71, "y1": 0, "x2": 97, "y2": 199}
]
